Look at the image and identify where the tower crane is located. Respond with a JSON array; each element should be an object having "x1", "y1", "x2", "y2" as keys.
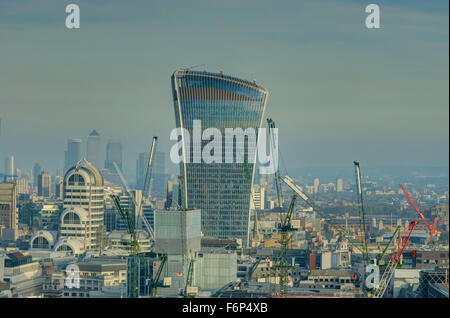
[
  {"x1": 353, "y1": 161, "x2": 369, "y2": 266},
  {"x1": 270, "y1": 195, "x2": 298, "y2": 296},
  {"x1": 110, "y1": 136, "x2": 167, "y2": 297},
  {"x1": 399, "y1": 184, "x2": 440, "y2": 245},
  {"x1": 266, "y1": 118, "x2": 296, "y2": 296},
  {"x1": 281, "y1": 175, "x2": 367, "y2": 254},
  {"x1": 267, "y1": 118, "x2": 283, "y2": 210},
  {"x1": 372, "y1": 220, "x2": 418, "y2": 298}
]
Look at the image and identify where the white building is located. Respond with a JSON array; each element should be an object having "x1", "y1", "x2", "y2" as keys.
[
  {"x1": 251, "y1": 185, "x2": 265, "y2": 210},
  {"x1": 61, "y1": 158, "x2": 104, "y2": 251}
]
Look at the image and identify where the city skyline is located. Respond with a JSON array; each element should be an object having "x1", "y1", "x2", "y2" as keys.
[{"x1": 0, "y1": 0, "x2": 448, "y2": 177}]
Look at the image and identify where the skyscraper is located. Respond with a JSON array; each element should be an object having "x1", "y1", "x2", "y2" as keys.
[
  {"x1": 4, "y1": 156, "x2": 14, "y2": 177},
  {"x1": 0, "y1": 182, "x2": 17, "y2": 231},
  {"x1": 33, "y1": 163, "x2": 41, "y2": 188},
  {"x1": 105, "y1": 139, "x2": 122, "y2": 171},
  {"x1": 337, "y1": 178, "x2": 344, "y2": 192},
  {"x1": 64, "y1": 138, "x2": 82, "y2": 173},
  {"x1": 59, "y1": 158, "x2": 104, "y2": 251},
  {"x1": 38, "y1": 172, "x2": 52, "y2": 197},
  {"x1": 171, "y1": 70, "x2": 268, "y2": 247},
  {"x1": 87, "y1": 130, "x2": 102, "y2": 169},
  {"x1": 313, "y1": 178, "x2": 320, "y2": 194},
  {"x1": 136, "y1": 152, "x2": 149, "y2": 190},
  {"x1": 151, "y1": 151, "x2": 167, "y2": 200}
]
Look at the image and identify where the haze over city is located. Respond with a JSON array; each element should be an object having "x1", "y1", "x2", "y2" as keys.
[{"x1": 0, "y1": 0, "x2": 448, "y2": 180}]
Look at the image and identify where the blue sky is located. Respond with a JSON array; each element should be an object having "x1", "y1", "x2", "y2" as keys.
[{"x1": 0, "y1": 0, "x2": 448, "y2": 179}]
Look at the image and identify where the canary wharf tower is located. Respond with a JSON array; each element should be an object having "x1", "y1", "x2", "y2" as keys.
[{"x1": 171, "y1": 70, "x2": 268, "y2": 247}]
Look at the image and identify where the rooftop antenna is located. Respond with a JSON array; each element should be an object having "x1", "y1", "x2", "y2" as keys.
[{"x1": 183, "y1": 64, "x2": 206, "y2": 71}]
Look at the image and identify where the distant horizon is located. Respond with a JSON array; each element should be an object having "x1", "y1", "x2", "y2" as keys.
[{"x1": 1, "y1": 0, "x2": 448, "y2": 179}]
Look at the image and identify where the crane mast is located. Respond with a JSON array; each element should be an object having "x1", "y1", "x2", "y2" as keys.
[
  {"x1": 110, "y1": 136, "x2": 166, "y2": 297},
  {"x1": 372, "y1": 220, "x2": 418, "y2": 298},
  {"x1": 353, "y1": 161, "x2": 369, "y2": 265},
  {"x1": 267, "y1": 118, "x2": 283, "y2": 210}
]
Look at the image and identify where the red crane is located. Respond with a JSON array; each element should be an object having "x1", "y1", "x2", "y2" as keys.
[
  {"x1": 373, "y1": 220, "x2": 419, "y2": 298},
  {"x1": 399, "y1": 184, "x2": 440, "y2": 245}
]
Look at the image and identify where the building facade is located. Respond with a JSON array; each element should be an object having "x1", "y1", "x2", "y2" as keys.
[
  {"x1": 59, "y1": 158, "x2": 105, "y2": 251},
  {"x1": 38, "y1": 172, "x2": 52, "y2": 197},
  {"x1": 87, "y1": 130, "x2": 102, "y2": 170},
  {"x1": 171, "y1": 70, "x2": 269, "y2": 247},
  {"x1": 0, "y1": 183, "x2": 17, "y2": 231},
  {"x1": 65, "y1": 138, "x2": 82, "y2": 173},
  {"x1": 105, "y1": 140, "x2": 122, "y2": 171}
]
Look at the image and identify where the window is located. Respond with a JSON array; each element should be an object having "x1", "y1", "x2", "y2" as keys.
[{"x1": 63, "y1": 212, "x2": 81, "y2": 224}]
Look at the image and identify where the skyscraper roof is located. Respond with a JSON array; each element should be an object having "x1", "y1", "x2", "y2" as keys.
[{"x1": 89, "y1": 130, "x2": 100, "y2": 137}]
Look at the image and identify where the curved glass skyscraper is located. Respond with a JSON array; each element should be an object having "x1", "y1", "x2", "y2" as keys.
[{"x1": 171, "y1": 70, "x2": 269, "y2": 247}]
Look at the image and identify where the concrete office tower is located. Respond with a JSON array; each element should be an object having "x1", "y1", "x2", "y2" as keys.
[
  {"x1": 15, "y1": 178, "x2": 30, "y2": 195},
  {"x1": 154, "y1": 209, "x2": 201, "y2": 296},
  {"x1": 337, "y1": 178, "x2": 344, "y2": 192},
  {"x1": 105, "y1": 140, "x2": 122, "y2": 171},
  {"x1": 313, "y1": 178, "x2": 320, "y2": 194},
  {"x1": 136, "y1": 152, "x2": 149, "y2": 190},
  {"x1": 0, "y1": 183, "x2": 17, "y2": 231},
  {"x1": 58, "y1": 158, "x2": 104, "y2": 252},
  {"x1": 65, "y1": 138, "x2": 82, "y2": 173},
  {"x1": 38, "y1": 172, "x2": 52, "y2": 197},
  {"x1": 171, "y1": 70, "x2": 268, "y2": 247},
  {"x1": 87, "y1": 130, "x2": 102, "y2": 169},
  {"x1": 250, "y1": 185, "x2": 265, "y2": 210},
  {"x1": 33, "y1": 163, "x2": 41, "y2": 188},
  {"x1": 4, "y1": 156, "x2": 14, "y2": 177}
]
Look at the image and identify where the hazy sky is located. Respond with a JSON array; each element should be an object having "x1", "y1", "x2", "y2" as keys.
[{"x1": 0, "y1": 0, "x2": 448, "y2": 180}]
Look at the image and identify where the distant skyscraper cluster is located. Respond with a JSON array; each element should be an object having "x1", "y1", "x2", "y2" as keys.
[
  {"x1": 105, "y1": 139, "x2": 123, "y2": 172},
  {"x1": 64, "y1": 138, "x2": 82, "y2": 173},
  {"x1": 4, "y1": 156, "x2": 14, "y2": 177},
  {"x1": 87, "y1": 130, "x2": 102, "y2": 169}
]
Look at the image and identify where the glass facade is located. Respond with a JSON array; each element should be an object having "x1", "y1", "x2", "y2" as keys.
[{"x1": 171, "y1": 70, "x2": 268, "y2": 247}]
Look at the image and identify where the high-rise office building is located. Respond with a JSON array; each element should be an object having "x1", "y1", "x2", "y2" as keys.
[
  {"x1": 105, "y1": 140, "x2": 122, "y2": 171},
  {"x1": 15, "y1": 178, "x2": 30, "y2": 195},
  {"x1": 87, "y1": 130, "x2": 102, "y2": 169},
  {"x1": 337, "y1": 178, "x2": 344, "y2": 192},
  {"x1": 64, "y1": 138, "x2": 82, "y2": 173},
  {"x1": 38, "y1": 172, "x2": 52, "y2": 197},
  {"x1": 33, "y1": 163, "x2": 41, "y2": 188},
  {"x1": 151, "y1": 151, "x2": 167, "y2": 200},
  {"x1": 313, "y1": 178, "x2": 320, "y2": 194},
  {"x1": 58, "y1": 158, "x2": 104, "y2": 251},
  {"x1": 171, "y1": 70, "x2": 268, "y2": 247},
  {"x1": 4, "y1": 156, "x2": 14, "y2": 177},
  {"x1": 136, "y1": 152, "x2": 149, "y2": 190},
  {"x1": 0, "y1": 182, "x2": 17, "y2": 231}
]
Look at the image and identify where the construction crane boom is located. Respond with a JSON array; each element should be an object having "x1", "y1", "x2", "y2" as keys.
[
  {"x1": 267, "y1": 118, "x2": 283, "y2": 210},
  {"x1": 377, "y1": 225, "x2": 401, "y2": 265},
  {"x1": 399, "y1": 183, "x2": 440, "y2": 244},
  {"x1": 113, "y1": 137, "x2": 157, "y2": 240},
  {"x1": 281, "y1": 175, "x2": 366, "y2": 254},
  {"x1": 354, "y1": 161, "x2": 369, "y2": 265},
  {"x1": 372, "y1": 220, "x2": 418, "y2": 298},
  {"x1": 151, "y1": 255, "x2": 168, "y2": 297}
]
